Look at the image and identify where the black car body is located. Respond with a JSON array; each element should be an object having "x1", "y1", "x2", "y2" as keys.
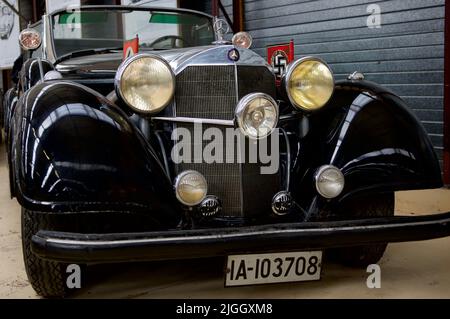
[{"x1": 3, "y1": 5, "x2": 449, "y2": 297}]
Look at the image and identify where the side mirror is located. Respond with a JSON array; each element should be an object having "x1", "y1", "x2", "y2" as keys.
[{"x1": 19, "y1": 28, "x2": 42, "y2": 51}]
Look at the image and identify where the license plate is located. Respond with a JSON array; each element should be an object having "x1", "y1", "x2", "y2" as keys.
[{"x1": 225, "y1": 251, "x2": 322, "y2": 287}]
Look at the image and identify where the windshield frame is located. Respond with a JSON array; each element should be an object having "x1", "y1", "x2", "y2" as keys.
[{"x1": 47, "y1": 5, "x2": 216, "y2": 62}]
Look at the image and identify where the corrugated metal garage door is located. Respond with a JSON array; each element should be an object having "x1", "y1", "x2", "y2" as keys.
[{"x1": 222, "y1": 0, "x2": 445, "y2": 165}]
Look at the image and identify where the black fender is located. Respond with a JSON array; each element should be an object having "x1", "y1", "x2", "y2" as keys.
[
  {"x1": 11, "y1": 81, "x2": 181, "y2": 228},
  {"x1": 3, "y1": 87, "x2": 18, "y2": 136},
  {"x1": 292, "y1": 80, "x2": 443, "y2": 212},
  {"x1": 3, "y1": 87, "x2": 19, "y2": 198}
]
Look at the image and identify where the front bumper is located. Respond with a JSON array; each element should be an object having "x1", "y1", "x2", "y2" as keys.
[{"x1": 32, "y1": 212, "x2": 450, "y2": 263}]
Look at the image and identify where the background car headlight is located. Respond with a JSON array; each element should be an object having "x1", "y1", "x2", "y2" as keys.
[
  {"x1": 285, "y1": 57, "x2": 334, "y2": 111},
  {"x1": 19, "y1": 28, "x2": 42, "y2": 51},
  {"x1": 315, "y1": 165, "x2": 345, "y2": 199},
  {"x1": 232, "y1": 31, "x2": 253, "y2": 49},
  {"x1": 235, "y1": 93, "x2": 279, "y2": 139},
  {"x1": 115, "y1": 54, "x2": 175, "y2": 114},
  {"x1": 175, "y1": 171, "x2": 208, "y2": 206}
]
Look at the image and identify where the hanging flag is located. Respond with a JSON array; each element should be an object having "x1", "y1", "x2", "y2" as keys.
[
  {"x1": 123, "y1": 35, "x2": 139, "y2": 60},
  {"x1": 267, "y1": 40, "x2": 295, "y2": 86}
]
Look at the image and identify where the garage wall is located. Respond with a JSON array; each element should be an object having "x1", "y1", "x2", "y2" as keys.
[{"x1": 221, "y1": 0, "x2": 445, "y2": 165}]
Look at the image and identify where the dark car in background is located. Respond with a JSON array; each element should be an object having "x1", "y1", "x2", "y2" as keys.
[{"x1": 3, "y1": 5, "x2": 449, "y2": 297}]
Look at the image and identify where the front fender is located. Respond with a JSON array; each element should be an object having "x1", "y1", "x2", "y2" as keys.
[
  {"x1": 292, "y1": 80, "x2": 442, "y2": 210},
  {"x1": 3, "y1": 88, "x2": 19, "y2": 198},
  {"x1": 3, "y1": 87, "x2": 18, "y2": 137},
  {"x1": 11, "y1": 81, "x2": 180, "y2": 227}
]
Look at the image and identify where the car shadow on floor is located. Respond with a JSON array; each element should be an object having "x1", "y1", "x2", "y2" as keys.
[
  {"x1": 70, "y1": 253, "x2": 370, "y2": 299},
  {"x1": 72, "y1": 257, "x2": 227, "y2": 298}
]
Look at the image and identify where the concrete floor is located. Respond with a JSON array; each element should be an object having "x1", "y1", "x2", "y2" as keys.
[{"x1": 0, "y1": 141, "x2": 449, "y2": 298}]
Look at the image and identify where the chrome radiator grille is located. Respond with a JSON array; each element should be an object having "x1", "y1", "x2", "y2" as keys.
[
  {"x1": 176, "y1": 124, "x2": 243, "y2": 216},
  {"x1": 174, "y1": 65, "x2": 279, "y2": 218},
  {"x1": 175, "y1": 66, "x2": 237, "y2": 120}
]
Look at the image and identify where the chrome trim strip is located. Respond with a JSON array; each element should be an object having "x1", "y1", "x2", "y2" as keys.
[
  {"x1": 234, "y1": 63, "x2": 244, "y2": 216},
  {"x1": 43, "y1": 14, "x2": 57, "y2": 63},
  {"x1": 175, "y1": 63, "x2": 273, "y2": 75},
  {"x1": 37, "y1": 59, "x2": 45, "y2": 82},
  {"x1": 71, "y1": 78, "x2": 115, "y2": 84},
  {"x1": 48, "y1": 5, "x2": 214, "y2": 19},
  {"x1": 154, "y1": 131, "x2": 171, "y2": 180},
  {"x1": 280, "y1": 129, "x2": 291, "y2": 192},
  {"x1": 152, "y1": 116, "x2": 234, "y2": 126},
  {"x1": 279, "y1": 113, "x2": 302, "y2": 122}
]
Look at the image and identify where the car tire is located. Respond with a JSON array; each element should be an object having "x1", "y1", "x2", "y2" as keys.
[
  {"x1": 21, "y1": 208, "x2": 69, "y2": 298},
  {"x1": 332, "y1": 193, "x2": 395, "y2": 268}
]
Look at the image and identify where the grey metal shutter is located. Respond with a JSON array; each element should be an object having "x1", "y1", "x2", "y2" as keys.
[{"x1": 224, "y1": 0, "x2": 445, "y2": 165}]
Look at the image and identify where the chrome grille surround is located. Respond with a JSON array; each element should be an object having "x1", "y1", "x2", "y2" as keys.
[{"x1": 173, "y1": 63, "x2": 279, "y2": 218}]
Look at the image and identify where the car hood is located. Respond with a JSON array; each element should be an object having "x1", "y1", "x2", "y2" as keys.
[{"x1": 56, "y1": 45, "x2": 270, "y2": 75}]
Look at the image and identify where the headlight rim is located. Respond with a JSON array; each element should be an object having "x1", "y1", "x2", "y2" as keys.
[
  {"x1": 114, "y1": 53, "x2": 175, "y2": 115},
  {"x1": 284, "y1": 56, "x2": 335, "y2": 112},
  {"x1": 174, "y1": 170, "x2": 208, "y2": 207},
  {"x1": 235, "y1": 92, "x2": 279, "y2": 140}
]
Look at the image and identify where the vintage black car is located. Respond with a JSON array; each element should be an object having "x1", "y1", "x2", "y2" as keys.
[{"x1": 3, "y1": 5, "x2": 450, "y2": 297}]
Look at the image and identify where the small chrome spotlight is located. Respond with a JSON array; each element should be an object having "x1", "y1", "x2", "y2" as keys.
[
  {"x1": 199, "y1": 196, "x2": 222, "y2": 217},
  {"x1": 314, "y1": 165, "x2": 345, "y2": 199},
  {"x1": 175, "y1": 170, "x2": 208, "y2": 206},
  {"x1": 272, "y1": 191, "x2": 293, "y2": 216}
]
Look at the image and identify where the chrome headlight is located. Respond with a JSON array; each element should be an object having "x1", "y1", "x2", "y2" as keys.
[
  {"x1": 232, "y1": 31, "x2": 253, "y2": 49},
  {"x1": 235, "y1": 93, "x2": 279, "y2": 139},
  {"x1": 285, "y1": 57, "x2": 334, "y2": 111},
  {"x1": 175, "y1": 171, "x2": 208, "y2": 207},
  {"x1": 19, "y1": 28, "x2": 42, "y2": 51},
  {"x1": 115, "y1": 54, "x2": 175, "y2": 114},
  {"x1": 315, "y1": 165, "x2": 345, "y2": 199}
]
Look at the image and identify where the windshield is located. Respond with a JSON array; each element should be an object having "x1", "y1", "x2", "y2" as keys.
[{"x1": 51, "y1": 8, "x2": 215, "y2": 57}]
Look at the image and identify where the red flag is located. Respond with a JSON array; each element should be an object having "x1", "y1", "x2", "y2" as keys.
[
  {"x1": 267, "y1": 40, "x2": 295, "y2": 86},
  {"x1": 123, "y1": 35, "x2": 139, "y2": 60}
]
